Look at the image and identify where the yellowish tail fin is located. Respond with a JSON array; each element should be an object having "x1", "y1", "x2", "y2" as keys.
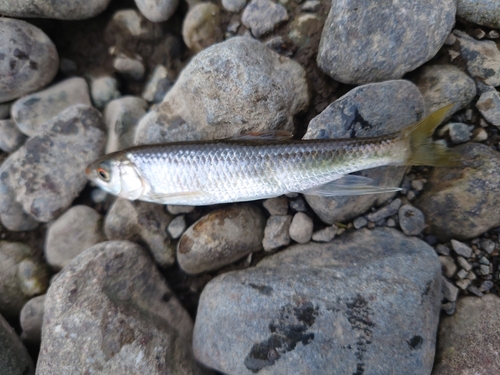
[{"x1": 403, "y1": 104, "x2": 463, "y2": 167}]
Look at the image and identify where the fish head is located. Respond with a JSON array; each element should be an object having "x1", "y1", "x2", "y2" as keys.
[{"x1": 85, "y1": 156, "x2": 145, "y2": 200}]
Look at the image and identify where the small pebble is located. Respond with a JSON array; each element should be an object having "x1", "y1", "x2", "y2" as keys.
[
  {"x1": 142, "y1": 65, "x2": 170, "y2": 103},
  {"x1": 444, "y1": 33, "x2": 456, "y2": 45},
  {"x1": 386, "y1": 218, "x2": 396, "y2": 227},
  {"x1": 91, "y1": 188, "x2": 108, "y2": 204},
  {"x1": 366, "y1": 199, "x2": 401, "y2": 222},
  {"x1": 456, "y1": 269, "x2": 468, "y2": 279},
  {"x1": 0, "y1": 119, "x2": 27, "y2": 153},
  {"x1": 455, "y1": 278, "x2": 471, "y2": 290},
  {"x1": 479, "y1": 257, "x2": 490, "y2": 265},
  {"x1": 263, "y1": 196, "x2": 288, "y2": 216},
  {"x1": 435, "y1": 244, "x2": 451, "y2": 256},
  {"x1": 472, "y1": 128, "x2": 488, "y2": 142},
  {"x1": 441, "y1": 302, "x2": 455, "y2": 315},
  {"x1": 353, "y1": 216, "x2": 368, "y2": 229},
  {"x1": 301, "y1": 0, "x2": 320, "y2": 12},
  {"x1": 242, "y1": 0, "x2": 289, "y2": 38},
  {"x1": 451, "y1": 239, "x2": 473, "y2": 258},
  {"x1": 476, "y1": 90, "x2": 500, "y2": 127},
  {"x1": 222, "y1": 0, "x2": 247, "y2": 12},
  {"x1": 488, "y1": 30, "x2": 500, "y2": 39},
  {"x1": 467, "y1": 285, "x2": 483, "y2": 297},
  {"x1": 311, "y1": 225, "x2": 337, "y2": 242},
  {"x1": 457, "y1": 256, "x2": 472, "y2": 271},
  {"x1": 479, "y1": 264, "x2": 491, "y2": 276},
  {"x1": 167, "y1": 215, "x2": 186, "y2": 239},
  {"x1": 472, "y1": 28, "x2": 486, "y2": 39},
  {"x1": 20, "y1": 295, "x2": 45, "y2": 345},
  {"x1": 90, "y1": 75, "x2": 120, "y2": 109},
  {"x1": 289, "y1": 197, "x2": 307, "y2": 212},
  {"x1": 466, "y1": 271, "x2": 477, "y2": 281},
  {"x1": 448, "y1": 122, "x2": 471, "y2": 144},
  {"x1": 479, "y1": 280, "x2": 494, "y2": 292},
  {"x1": 398, "y1": 204, "x2": 425, "y2": 235},
  {"x1": 289, "y1": 212, "x2": 313, "y2": 244},
  {"x1": 480, "y1": 238, "x2": 496, "y2": 254},
  {"x1": 262, "y1": 215, "x2": 292, "y2": 251},
  {"x1": 465, "y1": 109, "x2": 473, "y2": 121},
  {"x1": 411, "y1": 179, "x2": 424, "y2": 191},
  {"x1": 113, "y1": 55, "x2": 145, "y2": 81},
  {"x1": 442, "y1": 277, "x2": 459, "y2": 302},
  {"x1": 406, "y1": 190, "x2": 416, "y2": 200},
  {"x1": 166, "y1": 205, "x2": 195, "y2": 215},
  {"x1": 439, "y1": 256, "x2": 457, "y2": 278}
]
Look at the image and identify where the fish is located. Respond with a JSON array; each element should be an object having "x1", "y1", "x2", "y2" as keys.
[{"x1": 86, "y1": 104, "x2": 461, "y2": 205}]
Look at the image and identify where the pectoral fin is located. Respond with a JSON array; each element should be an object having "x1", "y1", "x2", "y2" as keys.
[{"x1": 300, "y1": 175, "x2": 401, "y2": 197}]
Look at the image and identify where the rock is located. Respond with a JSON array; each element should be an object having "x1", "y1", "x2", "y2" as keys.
[
  {"x1": 289, "y1": 197, "x2": 307, "y2": 212},
  {"x1": 414, "y1": 143, "x2": 500, "y2": 241},
  {"x1": 439, "y1": 256, "x2": 457, "y2": 278},
  {"x1": 311, "y1": 225, "x2": 337, "y2": 242},
  {"x1": 457, "y1": 0, "x2": 500, "y2": 28},
  {"x1": 366, "y1": 199, "x2": 402, "y2": 222},
  {"x1": 0, "y1": 0, "x2": 111, "y2": 19},
  {"x1": 20, "y1": 294, "x2": 45, "y2": 345},
  {"x1": 134, "y1": 0, "x2": 179, "y2": 23},
  {"x1": 193, "y1": 228, "x2": 442, "y2": 375},
  {"x1": 479, "y1": 280, "x2": 494, "y2": 292},
  {"x1": 447, "y1": 122, "x2": 471, "y2": 144},
  {"x1": 398, "y1": 204, "x2": 425, "y2": 236},
  {"x1": 222, "y1": 0, "x2": 247, "y2": 13},
  {"x1": 182, "y1": 3, "x2": 224, "y2": 53},
  {"x1": 166, "y1": 204, "x2": 195, "y2": 215},
  {"x1": 37, "y1": 241, "x2": 205, "y2": 375},
  {"x1": 89, "y1": 75, "x2": 120, "y2": 109},
  {"x1": 289, "y1": 212, "x2": 313, "y2": 244},
  {"x1": 303, "y1": 80, "x2": 425, "y2": 224},
  {"x1": 479, "y1": 264, "x2": 490, "y2": 275},
  {"x1": 441, "y1": 277, "x2": 459, "y2": 302},
  {"x1": 262, "y1": 215, "x2": 292, "y2": 251},
  {"x1": 45, "y1": 205, "x2": 106, "y2": 270},
  {"x1": 0, "y1": 314, "x2": 35, "y2": 375},
  {"x1": 456, "y1": 257, "x2": 472, "y2": 272},
  {"x1": 476, "y1": 89, "x2": 500, "y2": 126},
  {"x1": 456, "y1": 269, "x2": 468, "y2": 279},
  {"x1": 263, "y1": 196, "x2": 288, "y2": 216},
  {"x1": 11, "y1": 77, "x2": 92, "y2": 136},
  {"x1": 167, "y1": 215, "x2": 186, "y2": 239},
  {"x1": 480, "y1": 238, "x2": 495, "y2": 254},
  {"x1": 242, "y1": 0, "x2": 289, "y2": 38},
  {"x1": 135, "y1": 37, "x2": 308, "y2": 144},
  {"x1": 317, "y1": 1, "x2": 455, "y2": 84},
  {"x1": 455, "y1": 278, "x2": 471, "y2": 290},
  {"x1": 0, "y1": 102, "x2": 11, "y2": 119},
  {"x1": 435, "y1": 244, "x2": 451, "y2": 256},
  {"x1": 104, "y1": 9, "x2": 163, "y2": 44},
  {"x1": 0, "y1": 119, "x2": 27, "y2": 153},
  {"x1": 178, "y1": 205, "x2": 265, "y2": 274},
  {"x1": 104, "y1": 96, "x2": 148, "y2": 153},
  {"x1": 414, "y1": 64, "x2": 476, "y2": 118},
  {"x1": 0, "y1": 18, "x2": 59, "y2": 103},
  {"x1": 450, "y1": 239, "x2": 473, "y2": 258},
  {"x1": 453, "y1": 30, "x2": 500, "y2": 87},
  {"x1": 471, "y1": 127, "x2": 487, "y2": 142},
  {"x1": 434, "y1": 294, "x2": 500, "y2": 374},
  {"x1": 0, "y1": 105, "x2": 105, "y2": 228},
  {"x1": 0, "y1": 241, "x2": 48, "y2": 320},
  {"x1": 142, "y1": 65, "x2": 172, "y2": 103},
  {"x1": 104, "y1": 199, "x2": 175, "y2": 268},
  {"x1": 112, "y1": 55, "x2": 145, "y2": 80},
  {"x1": 353, "y1": 216, "x2": 368, "y2": 229}
]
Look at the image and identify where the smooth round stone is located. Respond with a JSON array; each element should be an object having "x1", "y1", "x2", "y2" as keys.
[
  {"x1": 242, "y1": 0, "x2": 289, "y2": 38},
  {"x1": 398, "y1": 204, "x2": 425, "y2": 236},
  {"x1": 0, "y1": 0, "x2": 112, "y2": 19},
  {"x1": 457, "y1": 0, "x2": 500, "y2": 28},
  {"x1": 113, "y1": 56, "x2": 145, "y2": 81},
  {"x1": 178, "y1": 205, "x2": 265, "y2": 274},
  {"x1": 222, "y1": 0, "x2": 247, "y2": 12},
  {"x1": 20, "y1": 294, "x2": 45, "y2": 345},
  {"x1": 0, "y1": 119, "x2": 27, "y2": 153},
  {"x1": 289, "y1": 212, "x2": 313, "y2": 244},
  {"x1": 12, "y1": 77, "x2": 92, "y2": 136},
  {"x1": 414, "y1": 143, "x2": 500, "y2": 241},
  {"x1": 182, "y1": 3, "x2": 223, "y2": 53},
  {"x1": 317, "y1": 0, "x2": 455, "y2": 84},
  {"x1": 134, "y1": 0, "x2": 179, "y2": 22},
  {"x1": 89, "y1": 75, "x2": 120, "y2": 109},
  {"x1": 45, "y1": 205, "x2": 106, "y2": 270},
  {"x1": 0, "y1": 314, "x2": 35, "y2": 375},
  {"x1": 37, "y1": 241, "x2": 205, "y2": 375},
  {"x1": 0, "y1": 18, "x2": 59, "y2": 103}
]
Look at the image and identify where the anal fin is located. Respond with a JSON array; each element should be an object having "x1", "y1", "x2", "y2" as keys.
[{"x1": 300, "y1": 175, "x2": 401, "y2": 197}]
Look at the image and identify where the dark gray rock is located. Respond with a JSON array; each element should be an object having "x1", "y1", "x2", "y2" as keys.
[
  {"x1": 134, "y1": 0, "x2": 179, "y2": 22},
  {"x1": 0, "y1": 18, "x2": 58, "y2": 103},
  {"x1": 398, "y1": 204, "x2": 425, "y2": 236},
  {"x1": 37, "y1": 241, "x2": 207, "y2": 375},
  {"x1": 178, "y1": 205, "x2": 265, "y2": 274},
  {"x1": 457, "y1": 0, "x2": 500, "y2": 28},
  {"x1": 20, "y1": 294, "x2": 45, "y2": 345},
  {"x1": 242, "y1": 0, "x2": 288, "y2": 38},
  {"x1": 414, "y1": 143, "x2": 500, "y2": 241},
  {"x1": 353, "y1": 216, "x2": 368, "y2": 229},
  {"x1": 317, "y1": 0, "x2": 455, "y2": 84},
  {"x1": 0, "y1": 0, "x2": 112, "y2": 19},
  {"x1": 0, "y1": 105, "x2": 105, "y2": 228},
  {"x1": 0, "y1": 119, "x2": 27, "y2": 153},
  {"x1": 434, "y1": 294, "x2": 500, "y2": 374},
  {"x1": 262, "y1": 215, "x2": 292, "y2": 251},
  {"x1": 0, "y1": 314, "x2": 35, "y2": 375},
  {"x1": 303, "y1": 80, "x2": 425, "y2": 224},
  {"x1": 182, "y1": 3, "x2": 223, "y2": 53},
  {"x1": 193, "y1": 228, "x2": 441, "y2": 375},
  {"x1": 476, "y1": 89, "x2": 500, "y2": 127},
  {"x1": 105, "y1": 198, "x2": 175, "y2": 268}
]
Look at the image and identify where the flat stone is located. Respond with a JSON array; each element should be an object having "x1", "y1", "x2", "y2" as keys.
[
  {"x1": 476, "y1": 89, "x2": 500, "y2": 126},
  {"x1": 366, "y1": 199, "x2": 402, "y2": 222},
  {"x1": 451, "y1": 239, "x2": 473, "y2": 258},
  {"x1": 479, "y1": 264, "x2": 490, "y2": 275},
  {"x1": 112, "y1": 56, "x2": 145, "y2": 81},
  {"x1": 289, "y1": 212, "x2": 313, "y2": 244},
  {"x1": 398, "y1": 204, "x2": 426, "y2": 235},
  {"x1": 166, "y1": 205, "x2": 195, "y2": 215},
  {"x1": 182, "y1": 3, "x2": 223, "y2": 53},
  {"x1": 457, "y1": 0, "x2": 500, "y2": 28},
  {"x1": 456, "y1": 269, "x2": 468, "y2": 279},
  {"x1": 262, "y1": 215, "x2": 292, "y2": 251},
  {"x1": 263, "y1": 196, "x2": 289, "y2": 216},
  {"x1": 20, "y1": 294, "x2": 45, "y2": 345},
  {"x1": 134, "y1": 0, "x2": 179, "y2": 22},
  {"x1": 0, "y1": 119, "x2": 27, "y2": 153},
  {"x1": 242, "y1": 0, "x2": 288, "y2": 38},
  {"x1": 193, "y1": 228, "x2": 442, "y2": 375},
  {"x1": 457, "y1": 256, "x2": 472, "y2": 272},
  {"x1": 0, "y1": 314, "x2": 35, "y2": 375},
  {"x1": 441, "y1": 277, "x2": 459, "y2": 302},
  {"x1": 311, "y1": 225, "x2": 337, "y2": 242}
]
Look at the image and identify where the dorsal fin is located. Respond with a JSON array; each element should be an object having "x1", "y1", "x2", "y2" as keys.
[{"x1": 228, "y1": 130, "x2": 293, "y2": 141}]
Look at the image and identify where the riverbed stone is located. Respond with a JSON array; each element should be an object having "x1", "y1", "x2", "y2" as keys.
[
  {"x1": 37, "y1": 241, "x2": 206, "y2": 375},
  {"x1": 0, "y1": 18, "x2": 59, "y2": 103},
  {"x1": 178, "y1": 205, "x2": 265, "y2": 274},
  {"x1": 241, "y1": 0, "x2": 289, "y2": 38},
  {"x1": 89, "y1": 75, "x2": 120, "y2": 109},
  {"x1": 289, "y1": 212, "x2": 313, "y2": 244},
  {"x1": 105, "y1": 9, "x2": 163, "y2": 44},
  {"x1": 0, "y1": 0, "x2": 112, "y2": 19},
  {"x1": 134, "y1": 0, "x2": 179, "y2": 23},
  {"x1": 182, "y1": 3, "x2": 223, "y2": 53},
  {"x1": 457, "y1": 0, "x2": 500, "y2": 28},
  {"x1": 317, "y1": 0, "x2": 455, "y2": 84},
  {"x1": 20, "y1": 294, "x2": 45, "y2": 345},
  {"x1": 303, "y1": 80, "x2": 425, "y2": 224},
  {"x1": 134, "y1": 37, "x2": 308, "y2": 144},
  {"x1": 0, "y1": 119, "x2": 27, "y2": 153},
  {"x1": 11, "y1": 77, "x2": 92, "y2": 136},
  {"x1": 222, "y1": 0, "x2": 247, "y2": 12},
  {"x1": 476, "y1": 89, "x2": 500, "y2": 127},
  {"x1": 105, "y1": 198, "x2": 175, "y2": 268},
  {"x1": 414, "y1": 143, "x2": 500, "y2": 241},
  {"x1": 193, "y1": 227, "x2": 441, "y2": 375},
  {"x1": 0, "y1": 314, "x2": 35, "y2": 375},
  {"x1": 0, "y1": 105, "x2": 105, "y2": 229},
  {"x1": 262, "y1": 215, "x2": 292, "y2": 251},
  {"x1": 398, "y1": 204, "x2": 426, "y2": 236}
]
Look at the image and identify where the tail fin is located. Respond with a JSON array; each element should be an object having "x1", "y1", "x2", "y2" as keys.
[{"x1": 403, "y1": 104, "x2": 463, "y2": 167}]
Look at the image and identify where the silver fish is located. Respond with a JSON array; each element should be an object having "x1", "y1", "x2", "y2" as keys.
[{"x1": 86, "y1": 105, "x2": 459, "y2": 205}]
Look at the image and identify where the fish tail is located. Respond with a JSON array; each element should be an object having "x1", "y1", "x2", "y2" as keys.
[{"x1": 403, "y1": 104, "x2": 463, "y2": 167}]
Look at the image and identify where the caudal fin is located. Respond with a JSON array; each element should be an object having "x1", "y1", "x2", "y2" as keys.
[{"x1": 403, "y1": 104, "x2": 463, "y2": 167}]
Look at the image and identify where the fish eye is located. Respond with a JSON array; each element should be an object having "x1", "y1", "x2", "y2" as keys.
[{"x1": 97, "y1": 167, "x2": 110, "y2": 181}]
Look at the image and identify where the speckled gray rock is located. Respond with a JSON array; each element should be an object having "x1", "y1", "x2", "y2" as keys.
[
  {"x1": 0, "y1": 241, "x2": 48, "y2": 320},
  {"x1": 178, "y1": 205, "x2": 265, "y2": 274},
  {"x1": 0, "y1": 314, "x2": 35, "y2": 375},
  {"x1": 20, "y1": 294, "x2": 45, "y2": 345},
  {"x1": 414, "y1": 64, "x2": 476, "y2": 118},
  {"x1": 0, "y1": 0, "x2": 112, "y2": 19},
  {"x1": 447, "y1": 122, "x2": 471, "y2": 144},
  {"x1": 89, "y1": 75, "x2": 120, "y2": 109},
  {"x1": 193, "y1": 228, "x2": 442, "y2": 375},
  {"x1": 0, "y1": 119, "x2": 26, "y2": 153},
  {"x1": 45, "y1": 205, "x2": 106, "y2": 270},
  {"x1": 398, "y1": 204, "x2": 425, "y2": 236},
  {"x1": 0, "y1": 18, "x2": 59, "y2": 103},
  {"x1": 476, "y1": 89, "x2": 500, "y2": 126},
  {"x1": 433, "y1": 294, "x2": 500, "y2": 374},
  {"x1": 104, "y1": 96, "x2": 148, "y2": 153},
  {"x1": 135, "y1": 37, "x2": 308, "y2": 144},
  {"x1": 134, "y1": 0, "x2": 179, "y2": 22},
  {"x1": 0, "y1": 105, "x2": 105, "y2": 228},
  {"x1": 37, "y1": 241, "x2": 206, "y2": 375},
  {"x1": 182, "y1": 3, "x2": 223, "y2": 53},
  {"x1": 222, "y1": 0, "x2": 247, "y2": 13},
  {"x1": 262, "y1": 215, "x2": 292, "y2": 251},
  {"x1": 242, "y1": 0, "x2": 288, "y2": 38},
  {"x1": 263, "y1": 196, "x2": 288, "y2": 216},
  {"x1": 289, "y1": 212, "x2": 313, "y2": 244},
  {"x1": 317, "y1": 0, "x2": 455, "y2": 84},
  {"x1": 11, "y1": 77, "x2": 92, "y2": 136},
  {"x1": 415, "y1": 143, "x2": 500, "y2": 241},
  {"x1": 457, "y1": 0, "x2": 500, "y2": 28},
  {"x1": 453, "y1": 30, "x2": 500, "y2": 87},
  {"x1": 303, "y1": 80, "x2": 425, "y2": 224},
  {"x1": 104, "y1": 198, "x2": 175, "y2": 268}
]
